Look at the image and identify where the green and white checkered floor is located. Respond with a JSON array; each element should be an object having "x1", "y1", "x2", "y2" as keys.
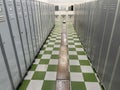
[{"x1": 18, "y1": 20, "x2": 102, "y2": 90}]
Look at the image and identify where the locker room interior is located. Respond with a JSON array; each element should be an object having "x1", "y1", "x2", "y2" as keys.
[{"x1": 0, "y1": 0, "x2": 120, "y2": 90}]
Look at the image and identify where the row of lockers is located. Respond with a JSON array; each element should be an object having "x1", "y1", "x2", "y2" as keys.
[
  {"x1": 0, "y1": 0, "x2": 55, "y2": 90},
  {"x1": 74, "y1": 0, "x2": 120, "y2": 90}
]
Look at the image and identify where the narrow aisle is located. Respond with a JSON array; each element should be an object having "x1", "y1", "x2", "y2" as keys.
[
  {"x1": 67, "y1": 21, "x2": 102, "y2": 90},
  {"x1": 18, "y1": 21, "x2": 61, "y2": 90},
  {"x1": 18, "y1": 18, "x2": 102, "y2": 90}
]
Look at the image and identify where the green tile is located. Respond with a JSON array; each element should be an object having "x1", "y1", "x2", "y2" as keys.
[
  {"x1": 18, "y1": 80, "x2": 30, "y2": 90},
  {"x1": 79, "y1": 60, "x2": 91, "y2": 66},
  {"x1": 68, "y1": 42, "x2": 74, "y2": 45},
  {"x1": 41, "y1": 47, "x2": 46, "y2": 50},
  {"x1": 53, "y1": 47, "x2": 60, "y2": 51},
  {"x1": 69, "y1": 55, "x2": 78, "y2": 59},
  {"x1": 47, "y1": 45, "x2": 54, "y2": 47},
  {"x1": 29, "y1": 64, "x2": 37, "y2": 71},
  {"x1": 70, "y1": 66, "x2": 81, "y2": 72},
  {"x1": 50, "y1": 40, "x2": 55, "y2": 42},
  {"x1": 69, "y1": 48, "x2": 76, "y2": 51},
  {"x1": 55, "y1": 42, "x2": 60, "y2": 44},
  {"x1": 51, "y1": 55, "x2": 59, "y2": 59},
  {"x1": 32, "y1": 71, "x2": 46, "y2": 80},
  {"x1": 44, "y1": 51, "x2": 52, "y2": 54},
  {"x1": 77, "y1": 51, "x2": 86, "y2": 55},
  {"x1": 42, "y1": 80, "x2": 55, "y2": 90},
  {"x1": 47, "y1": 65, "x2": 57, "y2": 71},
  {"x1": 39, "y1": 59, "x2": 49, "y2": 64},
  {"x1": 37, "y1": 54, "x2": 42, "y2": 59},
  {"x1": 75, "y1": 45, "x2": 83, "y2": 48},
  {"x1": 71, "y1": 82, "x2": 86, "y2": 90},
  {"x1": 83, "y1": 73, "x2": 98, "y2": 82}
]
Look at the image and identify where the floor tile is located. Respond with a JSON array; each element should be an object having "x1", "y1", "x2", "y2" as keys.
[
  {"x1": 41, "y1": 54, "x2": 51, "y2": 59},
  {"x1": 81, "y1": 66, "x2": 94, "y2": 73},
  {"x1": 45, "y1": 72, "x2": 56, "y2": 80},
  {"x1": 47, "y1": 65, "x2": 57, "y2": 71},
  {"x1": 39, "y1": 59, "x2": 49, "y2": 64},
  {"x1": 49, "y1": 59, "x2": 58, "y2": 65},
  {"x1": 18, "y1": 80, "x2": 30, "y2": 90},
  {"x1": 33, "y1": 59, "x2": 40, "y2": 64},
  {"x1": 42, "y1": 80, "x2": 56, "y2": 90},
  {"x1": 70, "y1": 73, "x2": 84, "y2": 82},
  {"x1": 24, "y1": 71, "x2": 34, "y2": 80},
  {"x1": 78, "y1": 55, "x2": 88, "y2": 60},
  {"x1": 70, "y1": 65, "x2": 81, "y2": 72},
  {"x1": 36, "y1": 65, "x2": 48, "y2": 71},
  {"x1": 71, "y1": 82, "x2": 86, "y2": 90},
  {"x1": 69, "y1": 60, "x2": 80, "y2": 65},
  {"x1": 79, "y1": 60, "x2": 91, "y2": 66},
  {"x1": 85, "y1": 82, "x2": 101, "y2": 90},
  {"x1": 32, "y1": 71, "x2": 46, "y2": 80},
  {"x1": 27, "y1": 80, "x2": 43, "y2": 90},
  {"x1": 83, "y1": 73, "x2": 98, "y2": 82}
]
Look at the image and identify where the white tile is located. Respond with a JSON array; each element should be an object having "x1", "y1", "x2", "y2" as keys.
[
  {"x1": 70, "y1": 73, "x2": 84, "y2": 82},
  {"x1": 74, "y1": 39, "x2": 79, "y2": 41},
  {"x1": 68, "y1": 45, "x2": 76, "y2": 48},
  {"x1": 52, "y1": 51, "x2": 59, "y2": 55},
  {"x1": 69, "y1": 51, "x2": 77, "y2": 55},
  {"x1": 36, "y1": 65, "x2": 48, "y2": 71},
  {"x1": 68, "y1": 40, "x2": 74, "y2": 43},
  {"x1": 45, "y1": 47, "x2": 53, "y2": 51},
  {"x1": 39, "y1": 51, "x2": 44, "y2": 54},
  {"x1": 54, "y1": 45, "x2": 60, "y2": 48},
  {"x1": 49, "y1": 59, "x2": 58, "y2": 65},
  {"x1": 33, "y1": 59, "x2": 40, "y2": 64},
  {"x1": 81, "y1": 66, "x2": 94, "y2": 73},
  {"x1": 27, "y1": 80, "x2": 43, "y2": 90},
  {"x1": 85, "y1": 82, "x2": 101, "y2": 90},
  {"x1": 24, "y1": 71, "x2": 34, "y2": 80},
  {"x1": 49, "y1": 42, "x2": 55, "y2": 44},
  {"x1": 41, "y1": 54, "x2": 51, "y2": 59},
  {"x1": 78, "y1": 55, "x2": 88, "y2": 60},
  {"x1": 70, "y1": 60, "x2": 80, "y2": 65},
  {"x1": 76, "y1": 48, "x2": 84, "y2": 51},
  {"x1": 45, "y1": 72, "x2": 56, "y2": 80},
  {"x1": 74, "y1": 43, "x2": 82, "y2": 45}
]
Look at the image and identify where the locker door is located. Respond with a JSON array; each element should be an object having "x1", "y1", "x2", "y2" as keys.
[
  {"x1": 39, "y1": 2, "x2": 44, "y2": 44},
  {"x1": 37, "y1": 2, "x2": 42, "y2": 48},
  {"x1": 26, "y1": 0, "x2": 36, "y2": 58},
  {"x1": 5, "y1": 0, "x2": 27, "y2": 77},
  {"x1": 97, "y1": 0, "x2": 118, "y2": 79},
  {"x1": 0, "y1": 35, "x2": 13, "y2": 90},
  {"x1": 15, "y1": 0, "x2": 30, "y2": 68},
  {"x1": 21, "y1": 0, "x2": 33, "y2": 62},
  {"x1": 0, "y1": 0, "x2": 21, "y2": 88},
  {"x1": 39, "y1": 2, "x2": 44, "y2": 45},
  {"x1": 31, "y1": 0, "x2": 39, "y2": 53}
]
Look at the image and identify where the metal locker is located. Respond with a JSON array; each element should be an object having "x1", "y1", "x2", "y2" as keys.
[
  {"x1": 20, "y1": 0, "x2": 34, "y2": 62},
  {"x1": 14, "y1": 0, "x2": 31, "y2": 68},
  {"x1": 34, "y1": 0, "x2": 40, "y2": 52},
  {"x1": 0, "y1": 35, "x2": 13, "y2": 90},
  {"x1": 5, "y1": 0, "x2": 27, "y2": 77},
  {"x1": 39, "y1": 2, "x2": 44, "y2": 44},
  {"x1": 36, "y1": 1, "x2": 42, "y2": 48},
  {"x1": 97, "y1": 0, "x2": 118, "y2": 79},
  {"x1": 92, "y1": 1, "x2": 108, "y2": 70},
  {"x1": 0, "y1": 0, "x2": 21, "y2": 88},
  {"x1": 102, "y1": 0, "x2": 120, "y2": 89},
  {"x1": 29, "y1": 0, "x2": 37, "y2": 55},
  {"x1": 26, "y1": 0, "x2": 36, "y2": 58},
  {"x1": 31, "y1": 0, "x2": 39, "y2": 52}
]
